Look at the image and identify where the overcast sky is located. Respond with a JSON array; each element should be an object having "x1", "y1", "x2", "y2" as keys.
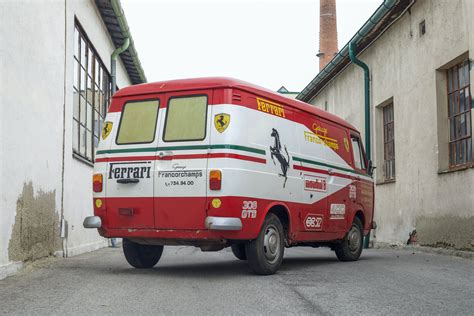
[{"x1": 121, "y1": 0, "x2": 381, "y2": 92}]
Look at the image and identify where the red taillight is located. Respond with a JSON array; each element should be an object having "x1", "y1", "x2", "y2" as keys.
[
  {"x1": 93, "y1": 174, "x2": 103, "y2": 192},
  {"x1": 209, "y1": 170, "x2": 221, "y2": 190}
]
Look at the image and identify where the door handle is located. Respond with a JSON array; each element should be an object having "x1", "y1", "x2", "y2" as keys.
[
  {"x1": 158, "y1": 151, "x2": 173, "y2": 160},
  {"x1": 117, "y1": 178, "x2": 139, "y2": 184},
  {"x1": 328, "y1": 168, "x2": 334, "y2": 175}
]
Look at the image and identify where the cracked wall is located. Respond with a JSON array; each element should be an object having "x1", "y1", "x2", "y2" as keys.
[
  {"x1": 8, "y1": 182, "x2": 61, "y2": 262},
  {"x1": 416, "y1": 215, "x2": 474, "y2": 251}
]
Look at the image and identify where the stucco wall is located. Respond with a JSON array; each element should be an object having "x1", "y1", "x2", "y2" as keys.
[
  {"x1": 309, "y1": 0, "x2": 473, "y2": 249},
  {"x1": 0, "y1": 0, "x2": 132, "y2": 277}
]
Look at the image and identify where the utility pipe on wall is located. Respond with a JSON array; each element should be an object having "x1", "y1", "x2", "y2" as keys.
[
  {"x1": 349, "y1": 42, "x2": 372, "y2": 249},
  {"x1": 111, "y1": 37, "x2": 130, "y2": 94},
  {"x1": 348, "y1": 42, "x2": 371, "y2": 160}
]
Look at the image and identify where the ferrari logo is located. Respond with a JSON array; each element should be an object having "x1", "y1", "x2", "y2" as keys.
[
  {"x1": 102, "y1": 121, "x2": 113, "y2": 140},
  {"x1": 214, "y1": 113, "x2": 230, "y2": 133},
  {"x1": 344, "y1": 137, "x2": 350, "y2": 152}
]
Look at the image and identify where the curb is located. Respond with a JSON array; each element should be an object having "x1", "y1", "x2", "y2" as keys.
[{"x1": 373, "y1": 242, "x2": 473, "y2": 259}]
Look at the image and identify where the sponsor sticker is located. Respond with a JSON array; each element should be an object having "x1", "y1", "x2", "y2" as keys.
[
  {"x1": 211, "y1": 198, "x2": 222, "y2": 208},
  {"x1": 349, "y1": 185, "x2": 357, "y2": 199},
  {"x1": 95, "y1": 199, "x2": 103, "y2": 208},
  {"x1": 304, "y1": 214, "x2": 323, "y2": 231},
  {"x1": 256, "y1": 98, "x2": 285, "y2": 118},
  {"x1": 102, "y1": 121, "x2": 113, "y2": 140},
  {"x1": 109, "y1": 161, "x2": 152, "y2": 180},
  {"x1": 214, "y1": 113, "x2": 230, "y2": 133},
  {"x1": 241, "y1": 201, "x2": 257, "y2": 219},
  {"x1": 304, "y1": 174, "x2": 327, "y2": 192},
  {"x1": 158, "y1": 169, "x2": 203, "y2": 187},
  {"x1": 330, "y1": 204, "x2": 346, "y2": 220}
]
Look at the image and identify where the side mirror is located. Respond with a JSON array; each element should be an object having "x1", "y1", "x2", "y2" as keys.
[{"x1": 367, "y1": 160, "x2": 375, "y2": 176}]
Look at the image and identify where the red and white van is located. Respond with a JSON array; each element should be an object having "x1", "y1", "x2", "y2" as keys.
[{"x1": 84, "y1": 77, "x2": 375, "y2": 275}]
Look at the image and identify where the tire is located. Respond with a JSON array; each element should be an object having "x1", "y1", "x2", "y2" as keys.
[
  {"x1": 122, "y1": 238, "x2": 164, "y2": 269},
  {"x1": 245, "y1": 213, "x2": 285, "y2": 275},
  {"x1": 231, "y1": 244, "x2": 247, "y2": 260},
  {"x1": 334, "y1": 217, "x2": 363, "y2": 262}
]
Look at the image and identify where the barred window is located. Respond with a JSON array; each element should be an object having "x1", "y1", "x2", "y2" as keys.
[
  {"x1": 383, "y1": 103, "x2": 395, "y2": 181},
  {"x1": 447, "y1": 60, "x2": 473, "y2": 167},
  {"x1": 73, "y1": 21, "x2": 112, "y2": 163}
]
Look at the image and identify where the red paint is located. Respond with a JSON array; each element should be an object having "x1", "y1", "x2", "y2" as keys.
[
  {"x1": 95, "y1": 153, "x2": 265, "y2": 164},
  {"x1": 109, "y1": 77, "x2": 356, "y2": 130}
]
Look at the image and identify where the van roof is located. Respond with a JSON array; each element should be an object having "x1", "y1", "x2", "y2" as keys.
[{"x1": 114, "y1": 77, "x2": 357, "y2": 131}]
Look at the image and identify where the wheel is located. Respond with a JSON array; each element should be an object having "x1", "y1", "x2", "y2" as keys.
[
  {"x1": 231, "y1": 244, "x2": 247, "y2": 260},
  {"x1": 245, "y1": 213, "x2": 285, "y2": 275},
  {"x1": 334, "y1": 217, "x2": 363, "y2": 262},
  {"x1": 122, "y1": 238, "x2": 164, "y2": 269}
]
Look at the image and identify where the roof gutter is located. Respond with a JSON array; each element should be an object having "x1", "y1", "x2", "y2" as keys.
[
  {"x1": 297, "y1": 0, "x2": 398, "y2": 102},
  {"x1": 110, "y1": 0, "x2": 146, "y2": 85}
]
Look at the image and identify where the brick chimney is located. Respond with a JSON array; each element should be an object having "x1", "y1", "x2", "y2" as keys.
[{"x1": 318, "y1": 0, "x2": 338, "y2": 71}]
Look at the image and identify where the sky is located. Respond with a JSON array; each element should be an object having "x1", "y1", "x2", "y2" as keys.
[{"x1": 121, "y1": 0, "x2": 381, "y2": 92}]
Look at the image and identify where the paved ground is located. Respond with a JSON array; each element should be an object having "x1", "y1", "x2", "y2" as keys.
[{"x1": 0, "y1": 246, "x2": 472, "y2": 315}]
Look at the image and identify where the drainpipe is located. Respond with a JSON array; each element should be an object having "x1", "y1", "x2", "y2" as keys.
[
  {"x1": 111, "y1": 37, "x2": 130, "y2": 94},
  {"x1": 348, "y1": 42, "x2": 371, "y2": 160},
  {"x1": 110, "y1": 0, "x2": 147, "y2": 88},
  {"x1": 348, "y1": 42, "x2": 371, "y2": 249}
]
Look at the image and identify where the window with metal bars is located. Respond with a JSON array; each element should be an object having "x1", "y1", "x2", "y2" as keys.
[
  {"x1": 72, "y1": 21, "x2": 112, "y2": 163},
  {"x1": 447, "y1": 60, "x2": 473, "y2": 167},
  {"x1": 383, "y1": 103, "x2": 395, "y2": 181}
]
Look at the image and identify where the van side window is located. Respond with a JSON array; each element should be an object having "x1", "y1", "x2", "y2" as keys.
[
  {"x1": 116, "y1": 100, "x2": 159, "y2": 145},
  {"x1": 351, "y1": 136, "x2": 366, "y2": 170},
  {"x1": 163, "y1": 95, "x2": 208, "y2": 142}
]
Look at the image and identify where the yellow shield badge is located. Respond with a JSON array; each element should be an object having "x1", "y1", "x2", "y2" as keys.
[
  {"x1": 102, "y1": 121, "x2": 113, "y2": 140},
  {"x1": 214, "y1": 113, "x2": 230, "y2": 133}
]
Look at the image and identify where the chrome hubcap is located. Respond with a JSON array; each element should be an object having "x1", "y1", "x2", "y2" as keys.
[
  {"x1": 347, "y1": 225, "x2": 361, "y2": 252},
  {"x1": 263, "y1": 225, "x2": 281, "y2": 264}
]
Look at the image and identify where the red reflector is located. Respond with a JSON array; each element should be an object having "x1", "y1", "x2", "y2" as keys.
[
  {"x1": 209, "y1": 170, "x2": 221, "y2": 190},
  {"x1": 93, "y1": 174, "x2": 103, "y2": 192}
]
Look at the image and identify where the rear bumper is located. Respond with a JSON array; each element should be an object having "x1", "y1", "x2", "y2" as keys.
[
  {"x1": 205, "y1": 216, "x2": 242, "y2": 231},
  {"x1": 83, "y1": 216, "x2": 102, "y2": 228}
]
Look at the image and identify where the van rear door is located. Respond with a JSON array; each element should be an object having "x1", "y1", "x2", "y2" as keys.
[
  {"x1": 104, "y1": 98, "x2": 160, "y2": 229},
  {"x1": 154, "y1": 91, "x2": 212, "y2": 230}
]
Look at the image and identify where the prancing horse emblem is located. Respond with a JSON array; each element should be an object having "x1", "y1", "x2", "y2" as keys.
[
  {"x1": 102, "y1": 121, "x2": 113, "y2": 140},
  {"x1": 270, "y1": 128, "x2": 290, "y2": 188},
  {"x1": 214, "y1": 113, "x2": 230, "y2": 133}
]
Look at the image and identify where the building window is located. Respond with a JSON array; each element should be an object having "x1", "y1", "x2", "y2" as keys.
[
  {"x1": 447, "y1": 60, "x2": 473, "y2": 167},
  {"x1": 383, "y1": 103, "x2": 395, "y2": 181},
  {"x1": 73, "y1": 21, "x2": 112, "y2": 163}
]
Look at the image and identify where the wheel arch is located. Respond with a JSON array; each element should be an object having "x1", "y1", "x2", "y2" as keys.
[
  {"x1": 354, "y1": 210, "x2": 365, "y2": 230},
  {"x1": 260, "y1": 202, "x2": 292, "y2": 243}
]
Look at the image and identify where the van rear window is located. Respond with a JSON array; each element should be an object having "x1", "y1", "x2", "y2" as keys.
[
  {"x1": 116, "y1": 100, "x2": 159, "y2": 144},
  {"x1": 163, "y1": 95, "x2": 207, "y2": 142}
]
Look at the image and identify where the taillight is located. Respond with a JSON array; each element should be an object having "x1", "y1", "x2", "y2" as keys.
[
  {"x1": 209, "y1": 170, "x2": 221, "y2": 190},
  {"x1": 93, "y1": 174, "x2": 103, "y2": 192}
]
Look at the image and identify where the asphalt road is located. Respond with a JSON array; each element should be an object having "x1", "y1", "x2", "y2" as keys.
[{"x1": 0, "y1": 245, "x2": 473, "y2": 315}]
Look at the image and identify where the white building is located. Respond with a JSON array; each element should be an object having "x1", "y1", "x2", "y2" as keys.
[
  {"x1": 0, "y1": 0, "x2": 146, "y2": 279},
  {"x1": 298, "y1": 0, "x2": 473, "y2": 250}
]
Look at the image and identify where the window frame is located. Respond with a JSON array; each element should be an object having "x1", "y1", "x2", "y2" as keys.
[
  {"x1": 382, "y1": 103, "x2": 396, "y2": 181},
  {"x1": 73, "y1": 19, "x2": 112, "y2": 163},
  {"x1": 446, "y1": 59, "x2": 473, "y2": 168},
  {"x1": 162, "y1": 94, "x2": 209, "y2": 143},
  {"x1": 115, "y1": 98, "x2": 161, "y2": 145},
  {"x1": 350, "y1": 134, "x2": 367, "y2": 173}
]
